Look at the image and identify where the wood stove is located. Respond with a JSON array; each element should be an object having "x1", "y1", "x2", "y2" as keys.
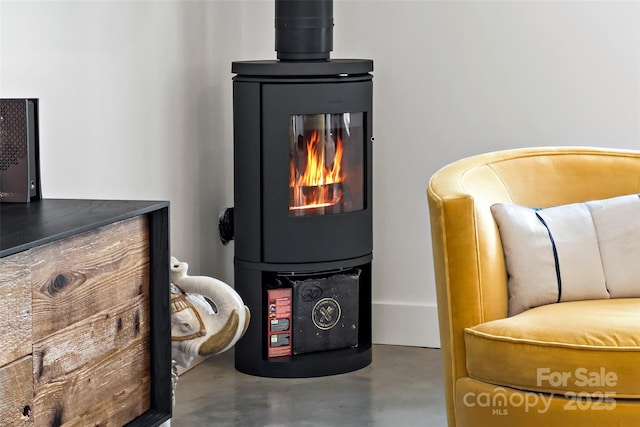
[{"x1": 226, "y1": 0, "x2": 373, "y2": 378}]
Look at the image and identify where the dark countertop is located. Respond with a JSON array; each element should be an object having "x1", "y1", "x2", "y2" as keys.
[{"x1": 0, "y1": 199, "x2": 169, "y2": 258}]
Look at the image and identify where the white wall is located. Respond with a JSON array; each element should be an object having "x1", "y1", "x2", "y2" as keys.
[
  {"x1": 337, "y1": 0, "x2": 640, "y2": 347},
  {"x1": 1, "y1": 0, "x2": 239, "y2": 284},
  {"x1": 2, "y1": 1, "x2": 639, "y2": 348}
]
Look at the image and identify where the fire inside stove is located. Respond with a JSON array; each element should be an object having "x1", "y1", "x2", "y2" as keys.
[
  {"x1": 289, "y1": 130, "x2": 344, "y2": 210},
  {"x1": 289, "y1": 113, "x2": 364, "y2": 216}
]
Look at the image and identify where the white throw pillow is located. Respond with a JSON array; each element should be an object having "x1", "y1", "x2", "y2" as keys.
[
  {"x1": 587, "y1": 194, "x2": 640, "y2": 298},
  {"x1": 491, "y1": 203, "x2": 607, "y2": 316},
  {"x1": 491, "y1": 193, "x2": 640, "y2": 316}
]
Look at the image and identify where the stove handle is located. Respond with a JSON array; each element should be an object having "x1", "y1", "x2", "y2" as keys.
[{"x1": 218, "y1": 207, "x2": 234, "y2": 245}]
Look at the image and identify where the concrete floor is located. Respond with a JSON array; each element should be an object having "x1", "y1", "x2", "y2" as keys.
[{"x1": 171, "y1": 345, "x2": 447, "y2": 427}]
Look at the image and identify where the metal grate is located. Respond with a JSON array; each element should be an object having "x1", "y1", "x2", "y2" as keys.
[{"x1": 0, "y1": 99, "x2": 28, "y2": 171}]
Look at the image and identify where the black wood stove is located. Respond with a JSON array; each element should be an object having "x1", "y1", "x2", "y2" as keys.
[{"x1": 226, "y1": 0, "x2": 373, "y2": 378}]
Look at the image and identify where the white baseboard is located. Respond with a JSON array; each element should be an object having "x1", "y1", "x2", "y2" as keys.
[{"x1": 372, "y1": 302, "x2": 441, "y2": 348}]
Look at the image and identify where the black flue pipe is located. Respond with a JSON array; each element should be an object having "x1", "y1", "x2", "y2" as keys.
[{"x1": 275, "y1": 0, "x2": 333, "y2": 61}]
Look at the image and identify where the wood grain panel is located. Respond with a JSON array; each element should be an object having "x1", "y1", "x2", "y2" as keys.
[
  {"x1": 33, "y1": 338, "x2": 151, "y2": 427},
  {"x1": 0, "y1": 251, "x2": 32, "y2": 368},
  {"x1": 0, "y1": 355, "x2": 34, "y2": 426},
  {"x1": 30, "y1": 216, "x2": 150, "y2": 342},
  {"x1": 33, "y1": 295, "x2": 149, "y2": 389}
]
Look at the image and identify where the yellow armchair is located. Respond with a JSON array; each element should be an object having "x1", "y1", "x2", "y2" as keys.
[{"x1": 427, "y1": 147, "x2": 640, "y2": 427}]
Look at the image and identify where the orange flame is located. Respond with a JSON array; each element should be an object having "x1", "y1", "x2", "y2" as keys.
[{"x1": 290, "y1": 131, "x2": 345, "y2": 211}]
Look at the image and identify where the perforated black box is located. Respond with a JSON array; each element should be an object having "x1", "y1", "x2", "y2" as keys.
[{"x1": 0, "y1": 98, "x2": 41, "y2": 203}]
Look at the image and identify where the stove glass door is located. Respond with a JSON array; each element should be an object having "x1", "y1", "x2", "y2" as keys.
[{"x1": 289, "y1": 112, "x2": 364, "y2": 216}]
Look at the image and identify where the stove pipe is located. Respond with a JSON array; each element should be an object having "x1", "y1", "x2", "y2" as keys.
[{"x1": 275, "y1": 0, "x2": 333, "y2": 61}]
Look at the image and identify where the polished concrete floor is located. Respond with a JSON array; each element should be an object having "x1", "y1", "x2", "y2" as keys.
[{"x1": 171, "y1": 345, "x2": 447, "y2": 427}]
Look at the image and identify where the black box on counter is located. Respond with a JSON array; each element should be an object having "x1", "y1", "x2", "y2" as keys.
[{"x1": 0, "y1": 99, "x2": 41, "y2": 203}]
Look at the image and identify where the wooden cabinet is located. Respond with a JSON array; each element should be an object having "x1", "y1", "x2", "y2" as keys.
[{"x1": 0, "y1": 199, "x2": 171, "y2": 427}]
